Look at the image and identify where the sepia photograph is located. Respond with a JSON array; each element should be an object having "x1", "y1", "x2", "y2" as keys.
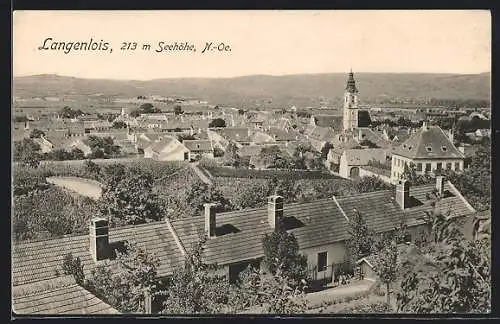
[{"x1": 12, "y1": 10, "x2": 491, "y2": 316}]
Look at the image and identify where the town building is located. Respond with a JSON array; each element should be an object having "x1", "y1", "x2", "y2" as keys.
[
  {"x1": 143, "y1": 136, "x2": 190, "y2": 161},
  {"x1": 391, "y1": 123, "x2": 465, "y2": 183},
  {"x1": 183, "y1": 139, "x2": 215, "y2": 160},
  {"x1": 12, "y1": 176, "x2": 476, "y2": 314}
]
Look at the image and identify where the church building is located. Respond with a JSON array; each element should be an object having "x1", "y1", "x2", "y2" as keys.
[{"x1": 342, "y1": 70, "x2": 371, "y2": 131}]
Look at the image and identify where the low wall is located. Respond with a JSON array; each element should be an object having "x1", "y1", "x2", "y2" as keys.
[{"x1": 359, "y1": 167, "x2": 392, "y2": 184}]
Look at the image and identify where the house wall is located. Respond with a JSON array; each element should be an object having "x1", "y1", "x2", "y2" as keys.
[
  {"x1": 391, "y1": 154, "x2": 464, "y2": 183},
  {"x1": 300, "y1": 242, "x2": 348, "y2": 280},
  {"x1": 359, "y1": 167, "x2": 391, "y2": 184},
  {"x1": 338, "y1": 154, "x2": 350, "y2": 178},
  {"x1": 157, "y1": 148, "x2": 190, "y2": 162}
]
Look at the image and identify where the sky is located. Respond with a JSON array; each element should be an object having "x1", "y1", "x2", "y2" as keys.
[{"x1": 13, "y1": 10, "x2": 491, "y2": 80}]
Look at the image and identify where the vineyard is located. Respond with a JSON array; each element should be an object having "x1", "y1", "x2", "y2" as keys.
[{"x1": 202, "y1": 166, "x2": 340, "y2": 180}]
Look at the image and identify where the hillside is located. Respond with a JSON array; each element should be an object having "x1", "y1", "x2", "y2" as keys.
[{"x1": 13, "y1": 72, "x2": 490, "y2": 108}]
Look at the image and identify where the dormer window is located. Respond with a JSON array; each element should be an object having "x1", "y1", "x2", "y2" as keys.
[
  {"x1": 441, "y1": 146, "x2": 447, "y2": 152},
  {"x1": 408, "y1": 146, "x2": 412, "y2": 150},
  {"x1": 426, "y1": 146, "x2": 432, "y2": 152}
]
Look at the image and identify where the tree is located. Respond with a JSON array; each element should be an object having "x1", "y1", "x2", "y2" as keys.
[
  {"x1": 185, "y1": 182, "x2": 231, "y2": 215},
  {"x1": 87, "y1": 136, "x2": 121, "y2": 158},
  {"x1": 99, "y1": 164, "x2": 164, "y2": 225},
  {"x1": 396, "y1": 199, "x2": 491, "y2": 313},
  {"x1": 260, "y1": 268, "x2": 308, "y2": 314},
  {"x1": 84, "y1": 159, "x2": 101, "y2": 179},
  {"x1": 86, "y1": 242, "x2": 161, "y2": 313},
  {"x1": 320, "y1": 142, "x2": 334, "y2": 160},
  {"x1": 222, "y1": 142, "x2": 241, "y2": 167},
  {"x1": 266, "y1": 177, "x2": 301, "y2": 203},
  {"x1": 262, "y1": 228, "x2": 308, "y2": 289},
  {"x1": 396, "y1": 239, "x2": 490, "y2": 313},
  {"x1": 355, "y1": 175, "x2": 393, "y2": 193},
  {"x1": 14, "y1": 138, "x2": 41, "y2": 168},
  {"x1": 29, "y1": 128, "x2": 45, "y2": 139},
  {"x1": 372, "y1": 238, "x2": 399, "y2": 310},
  {"x1": 400, "y1": 163, "x2": 433, "y2": 186},
  {"x1": 208, "y1": 118, "x2": 226, "y2": 128},
  {"x1": 229, "y1": 181, "x2": 269, "y2": 210},
  {"x1": 258, "y1": 146, "x2": 290, "y2": 169},
  {"x1": 346, "y1": 210, "x2": 376, "y2": 264},
  {"x1": 174, "y1": 105, "x2": 183, "y2": 115},
  {"x1": 159, "y1": 236, "x2": 230, "y2": 314},
  {"x1": 62, "y1": 253, "x2": 85, "y2": 285}
]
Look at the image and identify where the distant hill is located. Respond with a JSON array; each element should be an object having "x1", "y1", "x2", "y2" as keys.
[{"x1": 13, "y1": 72, "x2": 490, "y2": 108}]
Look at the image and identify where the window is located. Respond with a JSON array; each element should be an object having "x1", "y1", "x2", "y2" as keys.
[
  {"x1": 317, "y1": 252, "x2": 328, "y2": 272},
  {"x1": 446, "y1": 162, "x2": 452, "y2": 170},
  {"x1": 437, "y1": 162, "x2": 442, "y2": 170},
  {"x1": 426, "y1": 146, "x2": 432, "y2": 152},
  {"x1": 441, "y1": 146, "x2": 448, "y2": 152},
  {"x1": 455, "y1": 162, "x2": 460, "y2": 171},
  {"x1": 425, "y1": 163, "x2": 431, "y2": 172},
  {"x1": 416, "y1": 163, "x2": 422, "y2": 171}
]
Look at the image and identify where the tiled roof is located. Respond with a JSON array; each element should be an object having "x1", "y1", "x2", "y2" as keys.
[
  {"x1": 356, "y1": 128, "x2": 392, "y2": 148},
  {"x1": 13, "y1": 276, "x2": 120, "y2": 315},
  {"x1": 183, "y1": 140, "x2": 213, "y2": 152},
  {"x1": 168, "y1": 181, "x2": 473, "y2": 267},
  {"x1": 170, "y1": 199, "x2": 350, "y2": 266},
  {"x1": 337, "y1": 182, "x2": 475, "y2": 234},
  {"x1": 314, "y1": 115, "x2": 343, "y2": 129},
  {"x1": 217, "y1": 128, "x2": 250, "y2": 142},
  {"x1": 392, "y1": 125, "x2": 465, "y2": 159},
  {"x1": 12, "y1": 221, "x2": 184, "y2": 287},
  {"x1": 343, "y1": 148, "x2": 387, "y2": 166},
  {"x1": 149, "y1": 137, "x2": 177, "y2": 154},
  {"x1": 265, "y1": 128, "x2": 298, "y2": 141},
  {"x1": 250, "y1": 131, "x2": 274, "y2": 144},
  {"x1": 305, "y1": 126, "x2": 337, "y2": 141}
]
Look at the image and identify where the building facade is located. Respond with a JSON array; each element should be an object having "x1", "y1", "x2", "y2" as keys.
[{"x1": 391, "y1": 123, "x2": 465, "y2": 183}]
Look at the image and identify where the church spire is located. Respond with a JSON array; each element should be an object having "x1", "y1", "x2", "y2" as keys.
[{"x1": 345, "y1": 70, "x2": 358, "y2": 93}]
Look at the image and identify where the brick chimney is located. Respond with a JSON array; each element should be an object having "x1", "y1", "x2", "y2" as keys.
[
  {"x1": 435, "y1": 175, "x2": 444, "y2": 196},
  {"x1": 204, "y1": 203, "x2": 217, "y2": 238},
  {"x1": 89, "y1": 217, "x2": 109, "y2": 262},
  {"x1": 268, "y1": 195, "x2": 284, "y2": 230},
  {"x1": 395, "y1": 180, "x2": 410, "y2": 210}
]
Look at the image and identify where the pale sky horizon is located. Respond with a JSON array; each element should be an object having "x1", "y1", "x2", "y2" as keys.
[{"x1": 13, "y1": 10, "x2": 491, "y2": 80}]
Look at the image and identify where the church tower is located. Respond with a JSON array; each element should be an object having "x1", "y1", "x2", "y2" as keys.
[{"x1": 343, "y1": 70, "x2": 360, "y2": 131}]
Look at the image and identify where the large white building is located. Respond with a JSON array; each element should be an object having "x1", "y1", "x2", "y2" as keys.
[{"x1": 391, "y1": 122, "x2": 465, "y2": 182}]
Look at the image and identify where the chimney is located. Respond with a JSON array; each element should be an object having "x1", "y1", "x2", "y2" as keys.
[
  {"x1": 395, "y1": 180, "x2": 410, "y2": 210},
  {"x1": 435, "y1": 176, "x2": 444, "y2": 196},
  {"x1": 422, "y1": 122, "x2": 428, "y2": 131},
  {"x1": 89, "y1": 217, "x2": 109, "y2": 262},
  {"x1": 204, "y1": 203, "x2": 217, "y2": 238},
  {"x1": 458, "y1": 145, "x2": 465, "y2": 154},
  {"x1": 268, "y1": 195, "x2": 284, "y2": 230}
]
